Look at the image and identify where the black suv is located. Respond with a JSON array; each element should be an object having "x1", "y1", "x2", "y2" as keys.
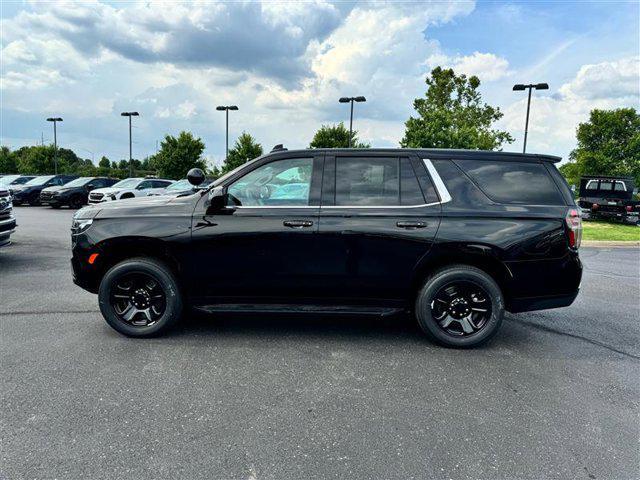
[
  {"x1": 71, "y1": 148, "x2": 582, "y2": 347},
  {"x1": 41, "y1": 176, "x2": 119, "y2": 209},
  {"x1": 11, "y1": 174, "x2": 78, "y2": 206}
]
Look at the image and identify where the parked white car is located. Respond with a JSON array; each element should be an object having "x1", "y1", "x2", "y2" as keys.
[{"x1": 88, "y1": 177, "x2": 174, "y2": 204}]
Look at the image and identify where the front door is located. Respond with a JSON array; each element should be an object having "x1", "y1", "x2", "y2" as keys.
[
  {"x1": 188, "y1": 155, "x2": 324, "y2": 304},
  {"x1": 316, "y1": 154, "x2": 442, "y2": 304}
]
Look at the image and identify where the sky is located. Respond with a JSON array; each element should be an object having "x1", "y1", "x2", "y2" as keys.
[{"x1": 1, "y1": 0, "x2": 639, "y2": 168}]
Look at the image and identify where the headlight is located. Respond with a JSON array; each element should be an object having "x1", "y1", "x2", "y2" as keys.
[{"x1": 71, "y1": 218, "x2": 93, "y2": 235}]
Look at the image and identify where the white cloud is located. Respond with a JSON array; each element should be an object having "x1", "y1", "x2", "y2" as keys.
[
  {"x1": 500, "y1": 56, "x2": 640, "y2": 160},
  {"x1": 426, "y1": 51, "x2": 511, "y2": 81},
  {"x1": 558, "y1": 57, "x2": 639, "y2": 101}
]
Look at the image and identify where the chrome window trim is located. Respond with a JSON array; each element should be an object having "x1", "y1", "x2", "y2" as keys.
[
  {"x1": 423, "y1": 158, "x2": 452, "y2": 204},
  {"x1": 229, "y1": 159, "x2": 450, "y2": 209}
]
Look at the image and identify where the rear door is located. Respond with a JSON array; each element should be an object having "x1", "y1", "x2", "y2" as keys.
[{"x1": 317, "y1": 153, "x2": 441, "y2": 304}]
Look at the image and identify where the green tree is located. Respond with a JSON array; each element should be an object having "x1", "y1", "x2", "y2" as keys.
[
  {"x1": 221, "y1": 132, "x2": 263, "y2": 174},
  {"x1": 15, "y1": 145, "x2": 80, "y2": 174},
  {"x1": 309, "y1": 122, "x2": 369, "y2": 148},
  {"x1": 401, "y1": 67, "x2": 513, "y2": 150},
  {"x1": 150, "y1": 131, "x2": 206, "y2": 179},
  {"x1": 98, "y1": 156, "x2": 111, "y2": 168},
  {"x1": 0, "y1": 146, "x2": 18, "y2": 173},
  {"x1": 560, "y1": 108, "x2": 640, "y2": 188}
]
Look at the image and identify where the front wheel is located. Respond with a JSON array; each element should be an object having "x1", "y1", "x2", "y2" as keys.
[
  {"x1": 98, "y1": 257, "x2": 183, "y2": 337},
  {"x1": 415, "y1": 265, "x2": 504, "y2": 348}
]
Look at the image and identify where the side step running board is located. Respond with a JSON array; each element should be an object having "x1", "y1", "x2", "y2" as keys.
[{"x1": 194, "y1": 304, "x2": 404, "y2": 317}]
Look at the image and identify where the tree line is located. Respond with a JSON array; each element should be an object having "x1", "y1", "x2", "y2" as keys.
[{"x1": 1, "y1": 67, "x2": 638, "y2": 186}]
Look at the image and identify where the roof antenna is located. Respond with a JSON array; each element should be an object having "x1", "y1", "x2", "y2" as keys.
[{"x1": 271, "y1": 144, "x2": 287, "y2": 152}]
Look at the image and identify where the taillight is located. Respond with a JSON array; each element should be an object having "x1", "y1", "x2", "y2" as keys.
[
  {"x1": 626, "y1": 205, "x2": 633, "y2": 212},
  {"x1": 591, "y1": 203, "x2": 599, "y2": 210},
  {"x1": 565, "y1": 208, "x2": 582, "y2": 249}
]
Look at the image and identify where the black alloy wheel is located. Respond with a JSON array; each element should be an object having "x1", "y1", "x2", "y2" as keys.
[
  {"x1": 415, "y1": 265, "x2": 504, "y2": 348},
  {"x1": 110, "y1": 272, "x2": 167, "y2": 327},
  {"x1": 430, "y1": 281, "x2": 492, "y2": 336},
  {"x1": 99, "y1": 258, "x2": 183, "y2": 337}
]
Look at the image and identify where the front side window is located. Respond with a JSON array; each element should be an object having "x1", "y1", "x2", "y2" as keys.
[{"x1": 227, "y1": 158, "x2": 313, "y2": 207}]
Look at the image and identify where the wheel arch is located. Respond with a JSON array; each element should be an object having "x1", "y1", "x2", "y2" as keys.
[
  {"x1": 411, "y1": 244, "x2": 514, "y2": 307},
  {"x1": 93, "y1": 236, "x2": 183, "y2": 288}
]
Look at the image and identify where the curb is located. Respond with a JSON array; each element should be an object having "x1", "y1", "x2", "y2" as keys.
[{"x1": 582, "y1": 240, "x2": 640, "y2": 248}]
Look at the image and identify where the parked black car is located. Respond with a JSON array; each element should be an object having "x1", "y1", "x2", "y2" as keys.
[
  {"x1": 71, "y1": 148, "x2": 582, "y2": 347},
  {"x1": 0, "y1": 187, "x2": 16, "y2": 248},
  {"x1": 578, "y1": 176, "x2": 639, "y2": 225},
  {"x1": 41, "y1": 177, "x2": 119, "y2": 209},
  {"x1": 11, "y1": 175, "x2": 78, "y2": 206}
]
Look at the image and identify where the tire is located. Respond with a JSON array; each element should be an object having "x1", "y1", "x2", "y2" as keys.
[
  {"x1": 69, "y1": 195, "x2": 84, "y2": 209},
  {"x1": 98, "y1": 257, "x2": 183, "y2": 337},
  {"x1": 415, "y1": 265, "x2": 504, "y2": 348},
  {"x1": 120, "y1": 193, "x2": 134, "y2": 200},
  {"x1": 28, "y1": 194, "x2": 41, "y2": 206},
  {"x1": 51, "y1": 204, "x2": 61, "y2": 209}
]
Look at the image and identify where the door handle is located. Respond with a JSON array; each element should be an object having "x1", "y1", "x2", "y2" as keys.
[
  {"x1": 283, "y1": 220, "x2": 314, "y2": 228},
  {"x1": 396, "y1": 221, "x2": 427, "y2": 229}
]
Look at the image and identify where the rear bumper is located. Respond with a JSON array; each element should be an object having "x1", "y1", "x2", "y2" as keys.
[
  {"x1": 505, "y1": 251, "x2": 582, "y2": 313},
  {"x1": 507, "y1": 290, "x2": 580, "y2": 313}
]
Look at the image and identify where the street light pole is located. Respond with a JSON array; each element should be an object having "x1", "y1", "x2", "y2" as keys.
[
  {"x1": 46, "y1": 117, "x2": 63, "y2": 174},
  {"x1": 120, "y1": 112, "x2": 139, "y2": 176},
  {"x1": 338, "y1": 96, "x2": 366, "y2": 147},
  {"x1": 513, "y1": 83, "x2": 549, "y2": 153},
  {"x1": 216, "y1": 105, "x2": 238, "y2": 163}
]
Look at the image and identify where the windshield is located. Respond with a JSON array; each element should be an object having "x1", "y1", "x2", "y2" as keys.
[
  {"x1": 111, "y1": 178, "x2": 141, "y2": 189},
  {"x1": 0, "y1": 175, "x2": 19, "y2": 186},
  {"x1": 166, "y1": 179, "x2": 191, "y2": 191},
  {"x1": 25, "y1": 175, "x2": 55, "y2": 186},
  {"x1": 61, "y1": 177, "x2": 93, "y2": 188}
]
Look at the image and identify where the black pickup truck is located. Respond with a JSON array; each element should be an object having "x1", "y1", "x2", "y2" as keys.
[{"x1": 578, "y1": 176, "x2": 639, "y2": 225}]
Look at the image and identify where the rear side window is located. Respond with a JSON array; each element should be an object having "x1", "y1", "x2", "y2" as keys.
[
  {"x1": 336, "y1": 157, "x2": 398, "y2": 206},
  {"x1": 455, "y1": 160, "x2": 564, "y2": 205}
]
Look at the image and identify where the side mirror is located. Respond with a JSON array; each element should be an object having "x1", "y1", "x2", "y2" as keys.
[
  {"x1": 206, "y1": 186, "x2": 229, "y2": 215},
  {"x1": 187, "y1": 168, "x2": 205, "y2": 186},
  {"x1": 86, "y1": 184, "x2": 96, "y2": 191}
]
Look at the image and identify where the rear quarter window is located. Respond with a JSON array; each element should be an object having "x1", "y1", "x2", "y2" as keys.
[{"x1": 454, "y1": 159, "x2": 564, "y2": 205}]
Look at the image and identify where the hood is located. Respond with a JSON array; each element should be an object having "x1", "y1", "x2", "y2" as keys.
[
  {"x1": 90, "y1": 194, "x2": 197, "y2": 219},
  {"x1": 42, "y1": 185, "x2": 70, "y2": 193},
  {"x1": 91, "y1": 186, "x2": 122, "y2": 195}
]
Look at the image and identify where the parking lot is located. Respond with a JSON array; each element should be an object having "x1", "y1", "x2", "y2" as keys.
[{"x1": 1, "y1": 206, "x2": 638, "y2": 479}]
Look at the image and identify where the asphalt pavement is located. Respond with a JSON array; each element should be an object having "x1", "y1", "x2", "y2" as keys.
[{"x1": 1, "y1": 207, "x2": 638, "y2": 480}]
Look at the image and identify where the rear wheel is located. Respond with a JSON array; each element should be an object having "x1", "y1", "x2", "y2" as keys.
[
  {"x1": 415, "y1": 265, "x2": 504, "y2": 348},
  {"x1": 98, "y1": 258, "x2": 183, "y2": 337}
]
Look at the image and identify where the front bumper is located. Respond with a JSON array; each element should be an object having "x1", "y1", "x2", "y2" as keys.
[{"x1": 0, "y1": 214, "x2": 17, "y2": 247}]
